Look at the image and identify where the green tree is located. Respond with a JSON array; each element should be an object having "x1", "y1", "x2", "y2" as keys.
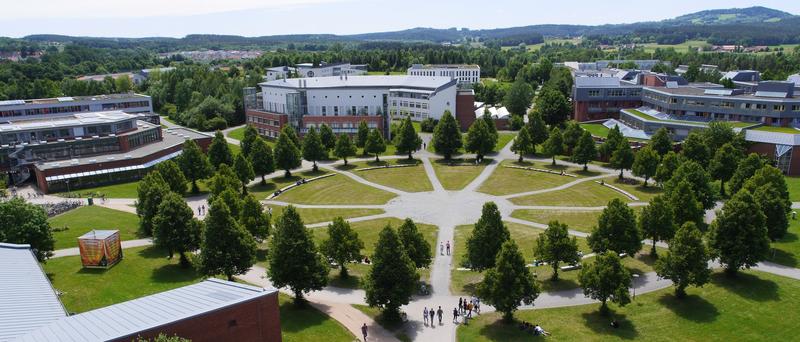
[
  {"x1": 394, "y1": 117, "x2": 422, "y2": 160},
  {"x1": 0, "y1": 198, "x2": 54, "y2": 261},
  {"x1": 534, "y1": 86, "x2": 571, "y2": 126},
  {"x1": 578, "y1": 251, "x2": 632, "y2": 315},
  {"x1": 216, "y1": 188, "x2": 243, "y2": 218},
  {"x1": 708, "y1": 189, "x2": 770, "y2": 276},
  {"x1": 465, "y1": 202, "x2": 511, "y2": 271},
  {"x1": 702, "y1": 121, "x2": 737, "y2": 152},
  {"x1": 364, "y1": 128, "x2": 387, "y2": 162},
  {"x1": 743, "y1": 165, "x2": 791, "y2": 240},
  {"x1": 588, "y1": 199, "x2": 642, "y2": 256},
  {"x1": 240, "y1": 125, "x2": 259, "y2": 157},
  {"x1": 482, "y1": 112, "x2": 499, "y2": 148},
  {"x1": 503, "y1": 78, "x2": 534, "y2": 116},
  {"x1": 137, "y1": 171, "x2": 170, "y2": 236},
  {"x1": 233, "y1": 153, "x2": 255, "y2": 194},
  {"x1": 542, "y1": 126, "x2": 564, "y2": 166},
  {"x1": 669, "y1": 180, "x2": 705, "y2": 228},
  {"x1": 152, "y1": 192, "x2": 201, "y2": 267},
  {"x1": 680, "y1": 131, "x2": 710, "y2": 166},
  {"x1": 728, "y1": 153, "x2": 765, "y2": 195},
  {"x1": 198, "y1": 200, "x2": 257, "y2": 281},
  {"x1": 268, "y1": 206, "x2": 330, "y2": 303},
  {"x1": 562, "y1": 121, "x2": 584, "y2": 155},
  {"x1": 240, "y1": 194, "x2": 270, "y2": 241},
  {"x1": 320, "y1": 217, "x2": 364, "y2": 278},
  {"x1": 334, "y1": 134, "x2": 357, "y2": 165},
  {"x1": 534, "y1": 221, "x2": 580, "y2": 281},
  {"x1": 155, "y1": 160, "x2": 187, "y2": 195},
  {"x1": 208, "y1": 163, "x2": 241, "y2": 197},
  {"x1": 610, "y1": 138, "x2": 634, "y2": 180},
  {"x1": 364, "y1": 225, "x2": 419, "y2": 321},
  {"x1": 655, "y1": 222, "x2": 711, "y2": 298},
  {"x1": 250, "y1": 137, "x2": 275, "y2": 185},
  {"x1": 465, "y1": 119, "x2": 495, "y2": 161},
  {"x1": 356, "y1": 120, "x2": 369, "y2": 150},
  {"x1": 632, "y1": 146, "x2": 659, "y2": 186},
  {"x1": 319, "y1": 123, "x2": 336, "y2": 152},
  {"x1": 510, "y1": 125, "x2": 534, "y2": 162},
  {"x1": 178, "y1": 139, "x2": 212, "y2": 194},
  {"x1": 666, "y1": 160, "x2": 715, "y2": 209},
  {"x1": 208, "y1": 131, "x2": 234, "y2": 169},
  {"x1": 573, "y1": 130, "x2": 597, "y2": 171},
  {"x1": 274, "y1": 127, "x2": 302, "y2": 177},
  {"x1": 654, "y1": 151, "x2": 681, "y2": 185},
  {"x1": 477, "y1": 240, "x2": 540, "y2": 322},
  {"x1": 527, "y1": 111, "x2": 549, "y2": 153},
  {"x1": 302, "y1": 127, "x2": 326, "y2": 171},
  {"x1": 638, "y1": 195, "x2": 675, "y2": 257},
  {"x1": 397, "y1": 218, "x2": 432, "y2": 269},
  {"x1": 432, "y1": 111, "x2": 463, "y2": 160},
  {"x1": 650, "y1": 127, "x2": 673, "y2": 156},
  {"x1": 599, "y1": 125, "x2": 623, "y2": 160},
  {"x1": 709, "y1": 143, "x2": 742, "y2": 197},
  {"x1": 283, "y1": 125, "x2": 301, "y2": 148}
]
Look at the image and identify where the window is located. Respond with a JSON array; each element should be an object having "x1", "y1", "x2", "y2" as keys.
[
  {"x1": 774, "y1": 105, "x2": 786, "y2": 111},
  {"x1": 334, "y1": 106, "x2": 339, "y2": 116},
  {"x1": 351, "y1": 106, "x2": 357, "y2": 115},
  {"x1": 588, "y1": 90, "x2": 601, "y2": 97},
  {"x1": 322, "y1": 106, "x2": 327, "y2": 116},
  {"x1": 792, "y1": 105, "x2": 800, "y2": 111}
]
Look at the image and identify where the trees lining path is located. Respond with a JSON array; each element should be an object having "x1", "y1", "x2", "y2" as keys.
[{"x1": 37, "y1": 135, "x2": 800, "y2": 342}]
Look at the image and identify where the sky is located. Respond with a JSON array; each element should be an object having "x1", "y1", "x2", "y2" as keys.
[{"x1": 1, "y1": 0, "x2": 799, "y2": 38}]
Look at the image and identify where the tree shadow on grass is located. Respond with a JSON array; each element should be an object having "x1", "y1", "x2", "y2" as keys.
[
  {"x1": 476, "y1": 319, "x2": 548, "y2": 341},
  {"x1": 580, "y1": 309, "x2": 639, "y2": 340},
  {"x1": 573, "y1": 169, "x2": 603, "y2": 177},
  {"x1": 768, "y1": 247, "x2": 798, "y2": 268},
  {"x1": 657, "y1": 293, "x2": 720, "y2": 323},
  {"x1": 713, "y1": 272, "x2": 780, "y2": 302},
  {"x1": 537, "y1": 278, "x2": 580, "y2": 293},
  {"x1": 150, "y1": 263, "x2": 201, "y2": 284},
  {"x1": 543, "y1": 163, "x2": 569, "y2": 171},
  {"x1": 335, "y1": 164, "x2": 359, "y2": 171}
]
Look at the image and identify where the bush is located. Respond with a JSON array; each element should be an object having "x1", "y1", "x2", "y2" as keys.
[
  {"x1": 205, "y1": 116, "x2": 228, "y2": 131},
  {"x1": 509, "y1": 114, "x2": 524, "y2": 130},
  {"x1": 420, "y1": 118, "x2": 437, "y2": 133}
]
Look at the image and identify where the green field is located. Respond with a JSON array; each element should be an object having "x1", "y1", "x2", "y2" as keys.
[
  {"x1": 458, "y1": 270, "x2": 800, "y2": 342},
  {"x1": 249, "y1": 169, "x2": 330, "y2": 200},
  {"x1": 309, "y1": 217, "x2": 438, "y2": 289},
  {"x1": 227, "y1": 126, "x2": 246, "y2": 141},
  {"x1": 49, "y1": 206, "x2": 142, "y2": 249},
  {"x1": 279, "y1": 294, "x2": 355, "y2": 342},
  {"x1": 752, "y1": 125, "x2": 800, "y2": 134},
  {"x1": 495, "y1": 133, "x2": 516, "y2": 151},
  {"x1": 350, "y1": 161, "x2": 434, "y2": 192},
  {"x1": 54, "y1": 178, "x2": 211, "y2": 199},
  {"x1": 267, "y1": 205, "x2": 385, "y2": 225},
  {"x1": 510, "y1": 180, "x2": 630, "y2": 207},
  {"x1": 431, "y1": 160, "x2": 489, "y2": 190},
  {"x1": 638, "y1": 39, "x2": 710, "y2": 53},
  {"x1": 478, "y1": 161, "x2": 579, "y2": 196},
  {"x1": 580, "y1": 123, "x2": 610, "y2": 138},
  {"x1": 276, "y1": 173, "x2": 396, "y2": 205},
  {"x1": 768, "y1": 217, "x2": 800, "y2": 267},
  {"x1": 511, "y1": 206, "x2": 644, "y2": 234},
  {"x1": 605, "y1": 177, "x2": 663, "y2": 202},
  {"x1": 502, "y1": 37, "x2": 583, "y2": 52}
]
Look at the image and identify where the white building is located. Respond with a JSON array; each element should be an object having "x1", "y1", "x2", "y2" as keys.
[
  {"x1": 260, "y1": 75, "x2": 458, "y2": 122},
  {"x1": 0, "y1": 94, "x2": 153, "y2": 122},
  {"x1": 407, "y1": 64, "x2": 480, "y2": 86},
  {"x1": 295, "y1": 62, "x2": 367, "y2": 78},
  {"x1": 264, "y1": 66, "x2": 294, "y2": 81}
]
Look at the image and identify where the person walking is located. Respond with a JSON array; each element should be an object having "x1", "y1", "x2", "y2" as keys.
[
  {"x1": 458, "y1": 298, "x2": 463, "y2": 314},
  {"x1": 361, "y1": 323, "x2": 368, "y2": 341},
  {"x1": 423, "y1": 307, "x2": 429, "y2": 325},
  {"x1": 437, "y1": 306, "x2": 443, "y2": 324},
  {"x1": 452, "y1": 307, "x2": 459, "y2": 323},
  {"x1": 467, "y1": 302, "x2": 473, "y2": 318},
  {"x1": 440, "y1": 242, "x2": 444, "y2": 255},
  {"x1": 430, "y1": 306, "x2": 436, "y2": 324},
  {"x1": 446, "y1": 241, "x2": 451, "y2": 255},
  {"x1": 474, "y1": 297, "x2": 480, "y2": 314}
]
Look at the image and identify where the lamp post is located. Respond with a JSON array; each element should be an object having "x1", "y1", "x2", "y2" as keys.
[{"x1": 65, "y1": 179, "x2": 71, "y2": 196}]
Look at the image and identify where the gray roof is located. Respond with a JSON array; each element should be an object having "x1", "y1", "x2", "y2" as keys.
[
  {"x1": 0, "y1": 243, "x2": 67, "y2": 342},
  {"x1": 20, "y1": 279, "x2": 277, "y2": 342},
  {"x1": 0, "y1": 111, "x2": 136, "y2": 133},
  {"x1": 259, "y1": 75, "x2": 456, "y2": 91}
]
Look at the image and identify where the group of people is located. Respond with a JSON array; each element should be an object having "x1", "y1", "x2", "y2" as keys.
[
  {"x1": 439, "y1": 241, "x2": 451, "y2": 255},
  {"x1": 519, "y1": 321, "x2": 551, "y2": 336},
  {"x1": 452, "y1": 297, "x2": 480, "y2": 324},
  {"x1": 196, "y1": 204, "x2": 206, "y2": 216},
  {"x1": 422, "y1": 306, "x2": 445, "y2": 326}
]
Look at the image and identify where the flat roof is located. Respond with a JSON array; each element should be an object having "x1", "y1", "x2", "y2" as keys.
[
  {"x1": 0, "y1": 94, "x2": 151, "y2": 107},
  {"x1": 260, "y1": 75, "x2": 456, "y2": 91},
  {"x1": 0, "y1": 111, "x2": 137, "y2": 133},
  {"x1": 646, "y1": 85, "x2": 800, "y2": 100},
  {"x1": 0, "y1": 243, "x2": 67, "y2": 342},
  {"x1": 408, "y1": 64, "x2": 480, "y2": 69},
  {"x1": 19, "y1": 279, "x2": 277, "y2": 342}
]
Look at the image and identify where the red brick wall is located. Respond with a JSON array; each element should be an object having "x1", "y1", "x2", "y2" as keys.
[
  {"x1": 455, "y1": 91, "x2": 476, "y2": 131},
  {"x1": 112, "y1": 292, "x2": 281, "y2": 342},
  {"x1": 247, "y1": 110, "x2": 289, "y2": 138},
  {"x1": 302, "y1": 115, "x2": 384, "y2": 134},
  {"x1": 641, "y1": 74, "x2": 665, "y2": 87},
  {"x1": 748, "y1": 142, "x2": 800, "y2": 176},
  {"x1": 573, "y1": 101, "x2": 642, "y2": 122}
]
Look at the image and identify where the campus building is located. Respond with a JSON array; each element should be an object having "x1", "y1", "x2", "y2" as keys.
[
  {"x1": 295, "y1": 62, "x2": 367, "y2": 78},
  {"x1": 0, "y1": 93, "x2": 153, "y2": 122},
  {"x1": 571, "y1": 76, "x2": 643, "y2": 122},
  {"x1": 245, "y1": 75, "x2": 474, "y2": 138},
  {"x1": 0, "y1": 243, "x2": 281, "y2": 342},
  {"x1": 407, "y1": 64, "x2": 481, "y2": 86}
]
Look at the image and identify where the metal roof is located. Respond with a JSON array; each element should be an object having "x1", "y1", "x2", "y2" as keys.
[
  {"x1": 259, "y1": 75, "x2": 456, "y2": 91},
  {"x1": 0, "y1": 243, "x2": 67, "y2": 342},
  {"x1": 19, "y1": 279, "x2": 277, "y2": 342}
]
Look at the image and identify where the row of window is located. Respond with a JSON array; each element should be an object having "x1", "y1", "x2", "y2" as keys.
[
  {"x1": 248, "y1": 116, "x2": 281, "y2": 127},
  {"x1": 644, "y1": 92, "x2": 800, "y2": 112},
  {"x1": 587, "y1": 89, "x2": 642, "y2": 97},
  {"x1": 101, "y1": 101, "x2": 151, "y2": 110}
]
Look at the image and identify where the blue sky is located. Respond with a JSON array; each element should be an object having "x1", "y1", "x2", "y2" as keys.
[{"x1": 1, "y1": 0, "x2": 799, "y2": 38}]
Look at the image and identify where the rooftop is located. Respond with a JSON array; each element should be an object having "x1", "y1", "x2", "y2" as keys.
[
  {"x1": 19, "y1": 279, "x2": 277, "y2": 342},
  {"x1": 0, "y1": 111, "x2": 137, "y2": 133},
  {"x1": 260, "y1": 75, "x2": 457, "y2": 90},
  {"x1": 623, "y1": 108, "x2": 757, "y2": 128},
  {"x1": 408, "y1": 64, "x2": 480, "y2": 70},
  {"x1": 0, "y1": 93, "x2": 151, "y2": 107},
  {"x1": 78, "y1": 230, "x2": 119, "y2": 240},
  {"x1": 0, "y1": 243, "x2": 67, "y2": 342},
  {"x1": 645, "y1": 85, "x2": 800, "y2": 100}
]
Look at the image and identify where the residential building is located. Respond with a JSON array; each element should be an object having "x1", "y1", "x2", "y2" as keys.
[
  {"x1": 407, "y1": 64, "x2": 480, "y2": 86},
  {"x1": 246, "y1": 75, "x2": 473, "y2": 138},
  {"x1": 0, "y1": 93, "x2": 153, "y2": 122},
  {"x1": 295, "y1": 62, "x2": 367, "y2": 78}
]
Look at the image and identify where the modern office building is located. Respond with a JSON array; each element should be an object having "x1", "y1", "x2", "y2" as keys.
[
  {"x1": 264, "y1": 66, "x2": 294, "y2": 81},
  {"x1": 407, "y1": 64, "x2": 481, "y2": 86},
  {"x1": 295, "y1": 62, "x2": 367, "y2": 78},
  {"x1": 246, "y1": 75, "x2": 472, "y2": 138},
  {"x1": 572, "y1": 76, "x2": 643, "y2": 121},
  {"x1": 0, "y1": 93, "x2": 153, "y2": 122}
]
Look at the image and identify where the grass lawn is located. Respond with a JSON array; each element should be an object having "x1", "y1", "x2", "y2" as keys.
[
  {"x1": 431, "y1": 159, "x2": 490, "y2": 190},
  {"x1": 276, "y1": 173, "x2": 396, "y2": 205},
  {"x1": 43, "y1": 246, "x2": 204, "y2": 313},
  {"x1": 580, "y1": 123, "x2": 610, "y2": 138},
  {"x1": 227, "y1": 126, "x2": 246, "y2": 141},
  {"x1": 511, "y1": 207, "x2": 644, "y2": 234},
  {"x1": 510, "y1": 180, "x2": 629, "y2": 207},
  {"x1": 267, "y1": 205, "x2": 385, "y2": 225},
  {"x1": 228, "y1": 142, "x2": 241, "y2": 155},
  {"x1": 54, "y1": 179, "x2": 212, "y2": 199},
  {"x1": 458, "y1": 270, "x2": 800, "y2": 342},
  {"x1": 352, "y1": 304, "x2": 412, "y2": 342},
  {"x1": 495, "y1": 133, "x2": 516, "y2": 151},
  {"x1": 785, "y1": 176, "x2": 800, "y2": 202},
  {"x1": 279, "y1": 293, "x2": 355, "y2": 342},
  {"x1": 249, "y1": 169, "x2": 330, "y2": 200},
  {"x1": 751, "y1": 126, "x2": 800, "y2": 134},
  {"x1": 477, "y1": 161, "x2": 579, "y2": 196},
  {"x1": 348, "y1": 160, "x2": 433, "y2": 192},
  {"x1": 308, "y1": 217, "x2": 438, "y2": 290},
  {"x1": 606, "y1": 177, "x2": 663, "y2": 202},
  {"x1": 768, "y1": 217, "x2": 800, "y2": 267},
  {"x1": 48, "y1": 206, "x2": 142, "y2": 249}
]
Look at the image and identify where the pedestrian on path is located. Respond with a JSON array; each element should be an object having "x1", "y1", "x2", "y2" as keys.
[
  {"x1": 452, "y1": 308, "x2": 459, "y2": 323},
  {"x1": 458, "y1": 298, "x2": 463, "y2": 314},
  {"x1": 440, "y1": 242, "x2": 444, "y2": 255},
  {"x1": 361, "y1": 323, "x2": 368, "y2": 341},
  {"x1": 446, "y1": 241, "x2": 451, "y2": 255},
  {"x1": 423, "y1": 307, "x2": 429, "y2": 325},
  {"x1": 429, "y1": 306, "x2": 435, "y2": 324},
  {"x1": 437, "y1": 306, "x2": 443, "y2": 325}
]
